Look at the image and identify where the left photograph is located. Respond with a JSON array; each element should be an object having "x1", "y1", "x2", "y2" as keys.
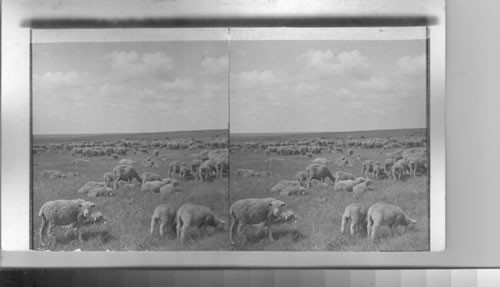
[{"x1": 31, "y1": 34, "x2": 229, "y2": 251}]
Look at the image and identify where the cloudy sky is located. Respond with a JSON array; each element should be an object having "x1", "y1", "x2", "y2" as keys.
[
  {"x1": 33, "y1": 41, "x2": 228, "y2": 135},
  {"x1": 230, "y1": 40, "x2": 426, "y2": 133}
]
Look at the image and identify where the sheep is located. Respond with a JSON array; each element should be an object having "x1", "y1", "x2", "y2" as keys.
[
  {"x1": 213, "y1": 154, "x2": 228, "y2": 178},
  {"x1": 305, "y1": 164, "x2": 336, "y2": 188},
  {"x1": 265, "y1": 157, "x2": 285, "y2": 169},
  {"x1": 352, "y1": 179, "x2": 374, "y2": 194},
  {"x1": 270, "y1": 180, "x2": 299, "y2": 193},
  {"x1": 77, "y1": 181, "x2": 105, "y2": 194},
  {"x1": 407, "y1": 154, "x2": 428, "y2": 177},
  {"x1": 38, "y1": 199, "x2": 96, "y2": 245},
  {"x1": 295, "y1": 171, "x2": 308, "y2": 187},
  {"x1": 360, "y1": 160, "x2": 382, "y2": 178},
  {"x1": 391, "y1": 159, "x2": 410, "y2": 181},
  {"x1": 341, "y1": 203, "x2": 368, "y2": 236},
  {"x1": 334, "y1": 171, "x2": 355, "y2": 184},
  {"x1": 41, "y1": 170, "x2": 66, "y2": 179},
  {"x1": 141, "y1": 172, "x2": 162, "y2": 185},
  {"x1": 71, "y1": 159, "x2": 90, "y2": 165},
  {"x1": 112, "y1": 164, "x2": 143, "y2": 190},
  {"x1": 175, "y1": 203, "x2": 226, "y2": 244},
  {"x1": 279, "y1": 185, "x2": 308, "y2": 196},
  {"x1": 229, "y1": 198, "x2": 286, "y2": 244},
  {"x1": 83, "y1": 211, "x2": 106, "y2": 225},
  {"x1": 150, "y1": 204, "x2": 177, "y2": 237},
  {"x1": 87, "y1": 187, "x2": 115, "y2": 198},
  {"x1": 141, "y1": 178, "x2": 172, "y2": 193},
  {"x1": 198, "y1": 159, "x2": 215, "y2": 181},
  {"x1": 168, "y1": 160, "x2": 183, "y2": 178},
  {"x1": 179, "y1": 165, "x2": 194, "y2": 181},
  {"x1": 253, "y1": 210, "x2": 298, "y2": 230},
  {"x1": 333, "y1": 178, "x2": 365, "y2": 192},
  {"x1": 312, "y1": 157, "x2": 331, "y2": 165},
  {"x1": 366, "y1": 203, "x2": 417, "y2": 242},
  {"x1": 160, "y1": 180, "x2": 182, "y2": 199},
  {"x1": 103, "y1": 172, "x2": 115, "y2": 188}
]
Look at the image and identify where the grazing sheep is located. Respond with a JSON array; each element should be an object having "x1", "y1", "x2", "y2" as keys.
[
  {"x1": 333, "y1": 178, "x2": 365, "y2": 192},
  {"x1": 334, "y1": 171, "x2": 356, "y2": 184},
  {"x1": 407, "y1": 154, "x2": 428, "y2": 177},
  {"x1": 190, "y1": 159, "x2": 203, "y2": 180},
  {"x1": 305, "y1": 164, "x2": 336, "y2": 188},
  {"x1": 312, "y1": 157, "x2": 331, "y2": 165},
  {"x1": 176, "y1": 203, "x2": 226, "y2": 244},
  {"x1": 213, "y1": 154, "x2": 229, "y2": 178},
  {"x1": 103, "y1": 172, "x2": 115, "y2": 188},
  {"x1": 352, "y1": 179, "x2": 373, "y2": 194},
  {"x1": 270, "y1": 180, "x2": 299, "y2": 193},
  {"x1": 112, "y1": 164, "x2": 143, "y2": 190},
  {"x1": 391, "y1": 159, "x2": 410, "y2": 181},
  {"x1": 384, "y1": 159, "x2": 396, "y2": 176},
  {"x1": 150, "y1": 204, "x2": 177, "y2": 237},
  {"x1": 360, "y1": 160, "x2": 382, "y2": 178},
  {"x1": 179, "y1": 165, "x2": 194, "y2": 181},
  {"x1": 229, "y1": 198, "x2": 286, "y2": 243},
  {"x1": 198, "y1": 159, "x2": 215, "y2": 181},
  {"x1": 160, "y1": 180, "x2": 182, "y2": 199},
  {"x1": 168, "y1": 160, "x2": 183, "y2": 178},
  {"x1": 77, "y1": 181, "x2": 105, "y2": 194},
  {"x1": 279, "y1": 185, "x2": 308, "y2": 196},
  {"x1": 118, "y1": 159, "x2": 137, "y2": 166},
  {"x1": 141, "y1": 179, "x2": 172, "y2": 193},
  {"x1": 295, "y1": 171, "x2": 308, "y2": 187},
  {"x1": 38, "y1": 199, "x2": 96, "y2": 245},
  {"x1": 253, "y1": 210, "x2": 297, "y2": 230},
  {"x1": 87, "y1": 187, "x2": 114, "y2": 198},
  {"x1": 141, "y1": 172, "x2": 162, "y2": 185},
  {"x1": 372, "y1": 164, "x2": 386, "y2": 179},
  {"x1": 341, "y1": 203, "x2": 368, "y2": 236},
  {"x1": 366, "y1": 203, "x2": 417, "y2": 242}
]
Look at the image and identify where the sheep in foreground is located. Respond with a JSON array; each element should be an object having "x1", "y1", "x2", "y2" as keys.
[
  {"x1": 87, "y1": 186, "x2": 114, "y2": 198},
  {"x1": 270, "y1": 180, "x2": 299, "y2": 193},
  {"x1": 77, "y1": 181, "x2": 105, "y2": 194},
  {"x1": 279, "y1": 185, "x2": 308, "y2": 196},
  {"x1": 38, "y1": 199, "x2": 96, "y2": 245},
  {"x1": 305, "y1": 164, "x2": 336, "y2": 188},
  {"x1": 334, "y1": 171, "x2": 355, "y2": 184},
  {"x1": 141, "y1": 172, "x2": 162, "y2": 185},
  {"x1": 176, "y1": 203, "x2": 226, "y2": 244},
  {"x1": 366, "y1": 203, "x2": 417, "y2": 242},
  {"x1": 141, "y1": 178, "x2": 172, "y2": 193},
  {"x1": 341, "y1": 203, "x2": 368, "y2": 236},
  {"x1": 150, "y1": 204, "x2": 177, "y2": 237},
  {"x1": 333, "y1": 178, "x2": 365, "y2": 192},
  {"x1": 229, "y1": 198, "x2": 286, "y2": 244},
  {"x1": 352, "y1": 179, "x2": 374, "y2": 194},
  {"x1": 295, "y1": 171, "x2": 308, "y2": 187},
  {"x1": 112, "y1": 164, "x2": 143, "y2": 190}
]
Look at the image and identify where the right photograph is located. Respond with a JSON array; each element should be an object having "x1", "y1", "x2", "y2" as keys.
[{"x1": 229, "y1": 30, "x2": 429, "y2": 251}]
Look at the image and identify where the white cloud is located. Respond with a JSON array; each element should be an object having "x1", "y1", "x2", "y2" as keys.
[
  {"x1": 106, "y1": 50, "x2": 174, "y2": 78},
  {"x1": 33, "y1": 71, "x2": 90, "y2": 90},
  {"x1": 233, "y1": 69, "x2": 287, "y2": 89},
  {"x1": 295, "y1": 82, "x2": 320, "y2": 95},
  {"x1": 160, "y1": 78, "x2": 195, "y2": 92},
  {"x1": 357, "y1": 77, "x2": 390, "y2": 91},
  {"x1": 398, "y1": 54, "x2": 426, "y2": 75},
  {"x1": 201, "y1": 56, "x2": 228, "y2": 76},
  {"x1": 298, "y1": 49, "x2": 370, "y2": 78}
]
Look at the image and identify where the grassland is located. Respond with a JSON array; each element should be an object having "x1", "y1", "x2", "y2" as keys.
[
  {"x1": 32, "y1": 130, "x2": 229, "y2": 251},
  {"x1": 229, "y1": 129, "x2": 429, "y2": 252}
]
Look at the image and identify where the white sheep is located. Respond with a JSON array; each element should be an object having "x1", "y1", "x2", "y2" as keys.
[
  {"x1": 175, "y1": 203, "x2": 226, "y2": 244},
  {"x1": 141, "y1": 172, "x2": 162, "y2": 185},
  {"x1": 333, "y1": 178, "x2": 365, "y2": 192},
  {"x1": 229, "y1": 198, "x2": 286, "y2": 244},
  {"x1": 160, "y1": 180, "x2": 182, "y2": 200},
  {"x1": 103, "y1": 172, "x2": 115, "y2": 188},
  {"x1": 366, "y1": 203, "x2": 417, "y2": 242},
  {"x1": 87, "y1": 187, "x2": 114, "y2": 198},
  {"x1": 352, "y1": 179, "x2": 374, "y2": 194},
  {"x1": 141, "y1": 178, "x2": 172, "y2": 193},
  {"x1": 270, "y1": 180, "x2": 299, "y2": 193},
  {"x1": 38, "y1": 199, "x2": 96, "y2": 246},
  {"x1": 295, "y1": 171, "x2": 308, "y2": 187},
  {"x1": 77, "y1": 181, "x2": 105, "y2": 194},
  {"x1": 334, "y1": 171, "x2": 355, "y2": 184},
  {"x1": 279, "y1": 185, "x2": 308, "y2": 196},
  {"x1": 391, "y1": 159, "x2": 410, "y2": 181},
  {"x1": 341, "y1": 203, "x2": 368, "y2": 236},
  {"x1": 150, "y1": 204, "x2": 177, "y2": 237}
]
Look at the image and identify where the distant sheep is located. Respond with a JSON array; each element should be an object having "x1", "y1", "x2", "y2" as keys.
[
  {"x1": 118, "y1": 159, "x2": 137, "y2": 165},
  {"x1": 366, "y1": 203, "x2": 417, "y2": 242},
  {"x1": 229, "y1": 198, "x2": 286, "y2": 244},
  {"x1": 176, "y1": 203, "x2": 226, "y2": 244},
  {"x1": 312, "y1": 157, "x2": 331, "y2": 165},
  {"x1": 77, "y1": 181, "x2": 106, "y2": 194},
  {"x1": 333, "y1": 178, "x2": 365, "y2": 192},
  {"x1": 71, "y1": 159, "x2": 90, "y2": 165},
  {"x1": 150, "y1": 204, "x2": 177, "y2": 237},
  {"x1": 87, "y1": 187, "x2": 114, "y2": 198},
  {"x1": 160, "y1": 180, "x2": 182, "y2": 199},
  {"x1": 341, "y1": 203, "x2": 368, "y2": 236},
  {"x1": 391, "y1": 159, "x2": 410, "y2": 181},
  {"x1": 141, "y1": 179, "x2": 172, "y2": 193},
  {"x1": 352, "y1": 179, "x2": 373, "y2": 194},
  {"x1": 112, "y1": 164, "x2": 143, "y2": 190},
  {"x1": 38, "y1": 199, "x2": 96, "y2": 245},
  {"x1": 141, "y1": 172, "x2": 162, "y2": 185},
  {"x1": 334, "y1": 171, "x2": 355, "y2": 184},
  {"x1": 305, "y1": 164, "x2": 336, "y2": 188},
  {"x1": 270, "y1": 180, "x2": 299, "y2": 193},
  {"x1": 279, "y1": 185, "x2": 308, "y2": 196}
]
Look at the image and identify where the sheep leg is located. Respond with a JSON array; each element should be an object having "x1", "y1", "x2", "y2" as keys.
[
  {"x1": 229, "y1": 218, "x2": 237, "y2": 243},
  {"x1": 367, "y1": 219, "x2": 372, "y2": 239},
  {"x1": 159, "y1": 222, "x2": 166, "y2": 237},
  {"x1": 77, "y1": 227, "x2": 83, "y2": 242},
  {"x1": 350, "y1": 221, "x2": 356, "y2": 236},
  {"x1": 340, "y1": 217, "x2": 348, "y2": 235},
  {"x1": 180, "y1": 225, "x2": 189, "y2": 244},
  {"x1": 176, "y1": 218, "x2": 182, "y2": 240},
  {"x1": 267, "y1": 225, "x2": 274, "y2": 242},
  {"x1": 150, "y1": 218, "x2": 157, "y2": 235},
  {"x1": 370, "y1": 223, "x2": 380, "y2": 242}
]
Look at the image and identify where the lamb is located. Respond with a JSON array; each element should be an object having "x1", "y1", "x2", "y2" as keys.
[
  {"x1": 366, "y1": 203, "x2": 417, "y2": 242},
  {"x1": 270, "y1": 180, "x2": 299, "y2": 193},
  {"x1": 141, "y1": 172, "x2": 163, "y2": 185},
  {"x1": 112, "y1": 164, "x2": 143, "y2": 190},
  {"x1": 87, "y1": 187, "x2": 114, "y2": 198},
  {"x1": 279, "y1": 185, "x2": 308, "y2": 196},
  {"x1": 160, "y1": 180, "x2": 182, "y2": 199},
  {"x1": 150, "y1": 204, "x2": 177, "y2": 237},
  {"x1": 141, "y1": 178, "x2": 172, "y2": 193},
  {"x1": 352, "y1": 179, "x2": 373, "y2": 194},
  {"x1": 295, "y1": 171, "x2": 308, "y2": 187},
  {"x1": 334, "y1": 171, "x2": 355, "y2": 184},
  {"x1": 103, "y1": 172, "x2": 115, "y2": 188},
  {"x1": 333, "y1": 178, "x2": 365, "y2": 192},
  {"x1": 176, "y1": 203, "x2": 226, "y2": 244},
  {"x1": 341, "y1": 203, "x2": 368, "y2": 236},
  {"x1": 77, "y1": 181, "x2": 105, "y2": 194},
  {"x1": 38, "y1": 199, "x2": 96, "y2": 245},
  {"x1": 305, "y1": 164, "x2": 336, "y2": 188},
  {"x1": 229, "y1": 198, "x2": 286, "y2": 244}
]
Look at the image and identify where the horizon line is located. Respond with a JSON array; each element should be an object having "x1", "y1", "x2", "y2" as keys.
[
  {"x1": 230, "y1": 127, "x2": 426, "y2": 135},
  {"x1": 33, "y1": 128, "x2": 228, "y2": 137}
]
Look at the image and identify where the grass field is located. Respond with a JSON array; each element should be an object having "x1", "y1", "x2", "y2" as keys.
[
  {"x1": 32, "y1": 130, "x2": 229, "y2": 251},
  {"x1": 229, "y1": 129, "x2": 429, "y2": 252}
]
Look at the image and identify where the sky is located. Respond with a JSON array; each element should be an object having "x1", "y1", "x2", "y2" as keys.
[
  {"x1": 33, "y1": 41, "x2": 229, "y2": 135},
  {"x1": 230, "y1": 40, "x2": 427, "y2": 133}
]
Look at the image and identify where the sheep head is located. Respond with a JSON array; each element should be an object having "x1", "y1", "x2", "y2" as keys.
[
  {"x1": 79, "y1": 201, "x2": 96, "y2": 218},
  {"x1": 269, "y1": 200, "x2": 286, "y2": 217}
]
